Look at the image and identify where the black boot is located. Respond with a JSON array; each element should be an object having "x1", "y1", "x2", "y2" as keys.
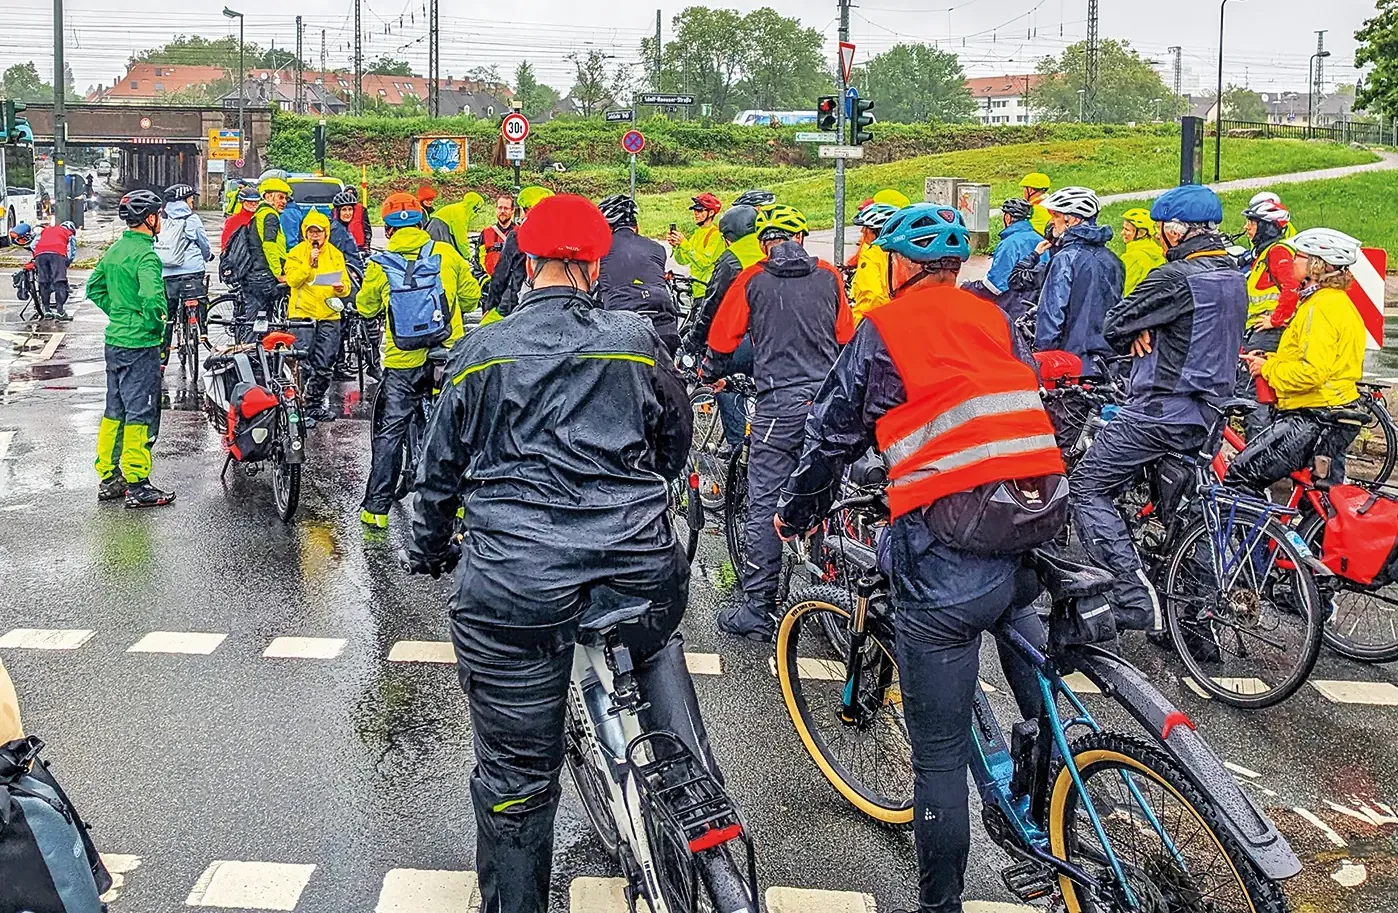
[
  {"x1": 125, "y1": 479, "x2": 176, "y2": 508},
  {"x1": 98, "y1": 473, "x2": 127, "y2": 502}
]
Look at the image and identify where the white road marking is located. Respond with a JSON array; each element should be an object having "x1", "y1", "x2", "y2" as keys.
[
  {"x1": 127, "y1": 631, "x2": 227, "y2": 655},
  {"x1": 765, "y1": 886, "x2": 878, "y2": 913},
  {"x1": 387, "y1": 640, "x2": 456, "y2": 663},
  {"x1": 1292, "y1": 807, "x2": 1348, "y2": 847},
  {"x1": 375, "y1": 868, "x2": 479, "y2": 912},
  {"x1": 1060, "y1": 671, "x2": 1102, "y2": 695},
  {"x1": 263, "y1": 636, "x2": 347, "y2": 660},
  {"x1": 0, "y1": 430, "x2": 12, "y2": 460},
  {"x1": 964, "y1": 902, "x2": 1040, "y2": 913},
  {"x1": 1332, "y1": 860, "x2": 1369, "y2": 887},
  {"x1": 684, "y1": 652, "x2": 722, "y2": 675},
  {"x1": 569, "y1": 876, "x2": 629, "y2": 912},
  {"x1": 185, "y1": 860, "x2": 315, "y2": 910},
  {"x1": 99, "y1": 853, "x2": 142, "y2": 904},
  {"x1": 1310, "y1": 679, "x2": 1398, "y2": 706},
  {"x1": 0, "y1": 628, "x2": 95, "y2": 650},
  {"x1": 1324, "y1": 800, "x2": 1383, "y2": 827},
  {"x1": 1223, "y1": 762, "x2": 1261, "y2": 779}
]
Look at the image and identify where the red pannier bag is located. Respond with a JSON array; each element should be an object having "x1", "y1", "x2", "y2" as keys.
[
  {"x1": 1320, "y1": 484, "x2": 1398, "y2": 585},
  {"x1": 1033, "y1": 350, "x2": 1084, "y2": 391}
]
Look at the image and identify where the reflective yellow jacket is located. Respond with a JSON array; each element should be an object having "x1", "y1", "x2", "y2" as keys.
[
  {"x1": 356, "y1": 226, "x2": 481, "y2": 369},
  {"x1": 1260, "y1": 286, "x2": 1365, "y2": 411},
  {"x1": 284, "y1": 214, "x2": 349, "y2": 322},
  {"x1": 1121, "y1": 237, "x2": 1167, "y2": 297},
  {"x1": 672, "y1": 222, "x2": 724, "y2": 301},
  {"x1": 1030, "y1": 203, "x2": 1051, "y2": 238},
  {"x1": 851, "y1": 242, "x2": 890, "y2": 324}
]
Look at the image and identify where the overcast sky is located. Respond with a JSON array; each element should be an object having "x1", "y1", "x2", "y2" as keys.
[{"x1": 2, "y1": 0, "x2": 1381, "y2": 98}]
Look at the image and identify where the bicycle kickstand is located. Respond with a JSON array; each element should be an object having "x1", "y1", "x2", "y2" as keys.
[{"x1": 220, "y1": 452, "x2": 234, "y2": 483}]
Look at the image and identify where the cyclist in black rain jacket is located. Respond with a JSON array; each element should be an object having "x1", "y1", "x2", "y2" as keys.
[{"x1": 597, "y1": 194, "x2": 680, "y2": 351}]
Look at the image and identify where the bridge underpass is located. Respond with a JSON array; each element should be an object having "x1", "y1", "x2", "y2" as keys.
[{"x1": 24, "y1": 103, "x2": 274, "y2": 200}]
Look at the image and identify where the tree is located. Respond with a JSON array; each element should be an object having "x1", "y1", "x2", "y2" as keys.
[
  {"x1": 736, "y1": 8, "x2": 826, "y2": 111},
  {"x1": 1030, "y1": 39, "x2": 1180, "y2": 124},
  {"x1": 1221, "y1": 85, "x2": 1266, "y2": 122},
  {"x1": 513, "y1": 62, "x2": 561, "y2": 119},
  {"x1": 465, "y1": 66, "x2": 505, "y2": 90},
  {"x1": 568, "y1": 50, "x2": 620, "y2": 116},
  {"x1": 367, "y1": 56, "x2": 414, "y2": 76},
  {"x1": 1, "y1": 62, "x2": 53, "y2": 104},
  {"x1": 1356, "y1": 0, "x2": 1398, "y2": 121},
  {"x1": 857, "y1": 43, "x2": 976, "y2": 123},
  {"x1": 654, "y1": 7, "x2": 748, "y2": 118},
  {"x1": 137, "y1": 35, "x2": 246, "y2": 69}
]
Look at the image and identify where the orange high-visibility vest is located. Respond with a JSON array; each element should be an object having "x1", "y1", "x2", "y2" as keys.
[{"x1": 864, "y1": 285, "x2": 1064, "y2": 519}]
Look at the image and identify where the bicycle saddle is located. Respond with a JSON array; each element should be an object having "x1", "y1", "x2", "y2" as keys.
[
  {"x1": 1030, "y1": 548, "x2": 1115, "y2": 601},
  {"x1": 1219, "y1": 397, "x2": 1260, "y2": 418},
  {"x1": 579, "y1": 595, "x2": 650, "y2": 634}
]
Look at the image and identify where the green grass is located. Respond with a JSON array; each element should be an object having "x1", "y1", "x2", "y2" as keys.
[
  {"x1": 633, "y1": 136, "x2": 1378, "y2": 235},
  {"x1": 1096, "y1": 170, "x2": 1398, "y2": 260}
]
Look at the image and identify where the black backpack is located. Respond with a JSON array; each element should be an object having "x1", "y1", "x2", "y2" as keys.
[{"x1": 219, "y1": 221, "x2": 264, "y2": 287}]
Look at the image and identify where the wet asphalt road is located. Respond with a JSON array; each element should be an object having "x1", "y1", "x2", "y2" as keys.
[{"x1": 1, "y1": 262, "x2": 1397, "y2": 912}]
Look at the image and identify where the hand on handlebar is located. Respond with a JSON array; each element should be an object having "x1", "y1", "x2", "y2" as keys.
[{"x1": 398, "y1": 544, "x2": 460, "y2": 579}]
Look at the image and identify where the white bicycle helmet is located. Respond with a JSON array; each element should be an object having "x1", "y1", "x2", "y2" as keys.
[
  {"x1": 1241, "y1": 199, "x2": 1289, "y2": 224},
  {"x1": 1040, "y1": 186, "x2": 1100, "y2": 219},
  {"x1": 854, "y1": 203, "x2": 898, "y2": 231},
  {"x1": 1248, "y1": 191, "x2": 1281, "y2": 208},
  {"x1": 1292, "y1": 228, "x2": 1361, "y2": 268}
]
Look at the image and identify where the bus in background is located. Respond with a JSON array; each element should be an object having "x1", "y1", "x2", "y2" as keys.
[
  {"x1": 1, "y1": 141, "x2": 39, "y2": 242},
  {"x1": 732, "y1": 110, "x2": 821, "y2": 127}
]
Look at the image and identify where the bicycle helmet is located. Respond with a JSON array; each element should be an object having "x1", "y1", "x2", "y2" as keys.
[
  {"x1": 718, "y1": 204, "x2": 758, "y2": 243},
  {"x1": 1040, "y1": 186, "x2": 1100, "y2": 220},
  {"x1": 733, "y1": 189, "x2": 776, "y2": 208},
  {"x1": 1242, "y1": 199, "x2": 1290, "y2": 225},
  {"x1": 873, "y1": 204, "x2": 970, "y2": 263},
  {"x1": 755, "y1": 204, "x2": 808, "y2": 243},
  {"x1": 598, "y1": 194, "x2": 639, "y2": 229},
  {"x1": 1291, "y1": 228, "x2": 1361, "y2": 268},
  {"x1": 237, "y1": 185, "x2": 261, "y2": 202},
  {"x1": 517, "y1": 186, "x2": 554, "y2": 211},
  {"x1": 1149, "y1": 185, "x2": 1223, "y2": 226},
  {"x1": 689, "y1": 193, "x2": 722, "y2": 213},
  {"x1": 1001, "y1": 198, "x2": 1035, "y2": 222},
  {"x1": 332, "y1": 188, "x2": 359, "y2": 207},
  {"x1": 1019, "y1": 172, "x2": 1052, "y2": 191},
  {"x1": 118, "y1": 190, "x2": 164, "y2": 226},
  {"x1": 380, "y1": 191, "x2": 425, "y2": 228},
  {"x1": 1121, "y1": 208, "x2": 1155, "y2": 231},
  {"x1": 853, "y1": 203, "x2": 898, "y2": 232},
  {"x1": 1248, "y1": 191, "x2": 1281, "y2": 208},
  {"x1": 165, "y1": 183, "x2": 196, "y2": 201},
  {"x1": 871, "y1": 189, "x2": 911, "y2": 208},
  {"x1": 259, "y1": 176, "x2": 292, "y2": 196},
  {"x1": 60, "y1": 220, "x2": 76, "y2": 233},
  {"x1": 516, "y1": 194, "x2": 612, "y2": 262}
]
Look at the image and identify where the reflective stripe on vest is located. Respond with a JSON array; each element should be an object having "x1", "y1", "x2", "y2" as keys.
[
  {"x1": 883, "y1": 389, "x2": 1043, "y2": 466},
  {"x1": 1246, "y1": 244, "x2": 1282, "y2": 320},
  {"x1": 891, "y1": 434, "x2": 1061, "y2": 489}
]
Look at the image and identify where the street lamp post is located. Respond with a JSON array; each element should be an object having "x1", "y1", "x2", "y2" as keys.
[
  {"x1": 223, "y1": 7, "x2": 245, "y2": 161},
  {"x1": 1215, "y1": 0, "x2": 1243, "y2": 182},
  {"x1": 1307, "y1": 50, "x2": 1332, "y2": 139}
]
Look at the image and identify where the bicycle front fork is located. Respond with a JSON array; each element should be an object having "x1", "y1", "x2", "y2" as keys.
[{"x1": 839, "y1": 575, "x2": 881, "y2": 724}]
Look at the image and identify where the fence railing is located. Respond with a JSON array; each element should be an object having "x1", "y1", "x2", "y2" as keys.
[{"x1": 1218, "y1": 118, "x2": 1392, "y2": 146}]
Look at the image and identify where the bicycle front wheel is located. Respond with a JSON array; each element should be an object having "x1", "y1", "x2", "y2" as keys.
[
  {"x1": 690, "y1": 389, "x2": 728, "y2": 510},
  {"x1": 1162, "y1": 508, "x2": 1323, "y2": 708},
  {"x1": 1349, "y1": 390, "x2": 1397, "y2": 486},
  {"x1": 723, "y1": 444, "x2": 749, "y2": 573},
  {"x1": 775, "y1": 585, "x2": 913, "y2": 827},
  {"x1": 206, "y1": 294, "x2": 239, "y2": 348},
  {"x1": 1048, "y1": 732, "x2": 1290, "y2": 913}
]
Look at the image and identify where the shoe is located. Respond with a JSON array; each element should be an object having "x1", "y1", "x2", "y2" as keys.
[
  {"x1": 333, "y1": 364, "x2": 355, "y2": 381},
  {"x1": 98, "y1": 473, "x2": 127, "y2": 502},
  {"x1": 124, "y1": 479, "x2": 175, "y2": 508},
  {"x1": 366, "y1": 364, "x2": 383, "y2": 382},
  {"x1": 717, "y1": 603, "x2": 775, "y2": 642},
  {"x1": 307, "y1": 406, "x2": 337, "y2": 423},
  {"x1": 54, "y1": 310, "x2": 73, "y2": 322},
  {"x1": 361, "y1": 509, "x2": 389, "y2": 528}
]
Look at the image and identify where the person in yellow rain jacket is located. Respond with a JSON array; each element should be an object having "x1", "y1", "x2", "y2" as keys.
[
  {"x1": 1120, "y1": 208, "x2": 1167, "y2": 296},
  {"x1": 669, "y1": 193, "x2": 725, "y2": 302},
  {"x1": 285, "y1": 210, "x2": 350, "y2": 426},
  {"x1": 844, "y1": 188, "x2": 910, "y2": 272},
  {"x1": 427, "y1": 190, "x2": 487, "y2": 267},
  {"x1": 1020, "y1": 172, "x2": 1052, "y2": 237},
  {"x1": 849, "y1": 203, "x2": 899, "y2": 323},
  {"x1": 1230, "y1": 228, "x2": 1368, "y2": 491},
  {"x1": 355, "y1": 192, "x2": 481, "y2": 528}
]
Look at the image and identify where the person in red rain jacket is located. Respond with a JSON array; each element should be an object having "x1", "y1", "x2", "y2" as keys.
[{"x1": 221, "y1": 186, "x2": 261, "y2": 251}]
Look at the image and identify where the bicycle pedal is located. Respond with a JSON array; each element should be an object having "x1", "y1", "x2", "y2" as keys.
[{"x1": 1001, "y1": 860, "x2": 1056, "y2": 902}]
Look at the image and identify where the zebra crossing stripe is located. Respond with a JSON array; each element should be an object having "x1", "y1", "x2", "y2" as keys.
[
  {"x1": 185, "y1": 860, "x2": 316, "y2": 910},
  {"x1": 374, "y1": 868, "x2": 479, "y2": 912}
]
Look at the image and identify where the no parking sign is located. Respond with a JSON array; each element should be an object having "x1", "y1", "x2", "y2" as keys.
[{"x1": 621, "y1": 130, "x2": 646, "y2": 155}]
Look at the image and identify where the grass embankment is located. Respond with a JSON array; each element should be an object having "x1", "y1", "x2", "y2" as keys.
[{"x1": 633, "y1": 136, "x2": 1378, "y2": 234}]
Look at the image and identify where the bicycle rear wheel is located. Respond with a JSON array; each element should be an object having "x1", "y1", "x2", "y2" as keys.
[
  {"x1": 1048, "y1": 732, "x2": 1289, "y2": 913},
  {"x1": 1299, "y1": 514, "x2": 1398, "y2": 663},
  {"x1": 206, "y1": 295, "x2": 239, "y2": 348},
  {"x1": 690, "y1": 389, "x2": 728, "y2": 510},
  {"x1": 1161, "y1": 508, "x2": 1323, "y2": 708},
  {"x1": 723, "y1": 444, "x2": 749, "y2": 573},
  {"x1": 775, "y1": 585, "x2": 913, "y2": 827}
]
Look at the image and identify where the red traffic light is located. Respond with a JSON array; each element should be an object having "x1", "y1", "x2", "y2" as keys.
[{"x1": 818, "y1": 96, "x2": 839, "y2": 115}]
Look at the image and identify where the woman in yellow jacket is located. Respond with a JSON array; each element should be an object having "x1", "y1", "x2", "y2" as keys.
[
  {"x1": 849, "y1": 203, "x2": 899, "y2": 323},
  {"x1": 1119, "y1": 208, "x2": 1166, "y2": 296},
  {"x1": 284, "y1": 210, "x2": 349, "y2": 424},
  {"x1": 1229, "y1": 228, "x2": 1367, "y2": 490}
]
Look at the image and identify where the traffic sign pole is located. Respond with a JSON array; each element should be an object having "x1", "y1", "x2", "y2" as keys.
[
  {"x1": 620, "y1": 129, "x2": 646, "y2": 199},
  {"x1": 833, "y1": 13, "x2": 853, "y2": 270}
]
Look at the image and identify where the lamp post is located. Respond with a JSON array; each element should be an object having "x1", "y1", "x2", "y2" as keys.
[
  {"x1": 223, "y1": 7, "x2": 245, "y2": 161},
  {"x1": 53, "y1": 0, "x2": 67, "y2": 224},
  {"x1": 1307, "y1": 49, "x2": 1331, "y2": 139},
  {"x1": 1214, "y1": 0, "x2": 1243, "y2": 181}
]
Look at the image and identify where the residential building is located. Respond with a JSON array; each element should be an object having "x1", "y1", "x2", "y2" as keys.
[
  {"x1": 88, "y1": 64, "x2": 230, "y2": 102},
  {"x1": 221, "y1": 77, "x2": 348, "y2": 115},
  {"x1": 1187, "y1": 90, "x2": 1359, "y2": 127},
  {"x1": 965, "y1": 74, "x2": 1043, "y2": 125}
]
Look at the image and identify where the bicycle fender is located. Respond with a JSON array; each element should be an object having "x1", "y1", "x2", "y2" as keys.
[{"x1": 1073, "y1": 647, "x2": 1302, "y2": 880}]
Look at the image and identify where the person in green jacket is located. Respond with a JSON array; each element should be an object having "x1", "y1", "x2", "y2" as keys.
[
  {"x1": 86, "y1": 190, "x2": 176, "y2": 508},
  {"x1": 427, "y1": 190, "x2": 487, "y2": 279},
  {"x1": 1120, "y1": 207, "x2": 1167, "y2": 297},
  {"x1": 668, "y1": 193, "x2": 725, "y2": 302}
]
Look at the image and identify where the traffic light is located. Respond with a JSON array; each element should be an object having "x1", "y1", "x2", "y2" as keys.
[
  {"x1": 2, "y1": 99, "x2": 26, "y2": 143},
  {"x1": 313, "y1": 121, "x2": 328, "y2": 169},
  {"x1": 816, "y1": 96, "x2": 839, "y2": 133},
  {"x1": 852, "y1": 98, "x2": 875, "y2": 146}
]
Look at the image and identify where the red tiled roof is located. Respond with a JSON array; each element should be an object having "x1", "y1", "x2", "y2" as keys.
[
  {"x1": 964, "y1": 74, "x2": 1043, "y2": 99},
  {"x1": 93, "y1": 63, "x2": 230, "y2": 99}
]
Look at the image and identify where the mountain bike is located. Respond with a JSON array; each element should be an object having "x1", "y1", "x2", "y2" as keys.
[
  {"x1": 565, "y1": 601, "x2": 759, "y2": 913},
  {"x1": 776, "y1": 488, "x2": 1301, "y2": 911}
]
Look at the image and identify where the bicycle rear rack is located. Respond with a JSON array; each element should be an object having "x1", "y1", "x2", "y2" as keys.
[{"x1": 626, "y1": 730, "x2": 759, "y2": 912}]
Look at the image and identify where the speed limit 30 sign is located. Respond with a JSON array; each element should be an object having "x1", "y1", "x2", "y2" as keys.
[{"x1": 501, "y1": 112, "x2": 530, "y2": 143}]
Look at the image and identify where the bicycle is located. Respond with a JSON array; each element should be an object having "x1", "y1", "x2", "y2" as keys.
[
  {"x1": 164, "y1": 273, "x2": 210, "y2": 386},
  {"x1": 776, "y1": 488, "x2": 1301, "y2": 911},
  {"x1": 374, "y1": 346, "x2": 452, "y2": 504},
  {"x1": 565, "y1": 600, "x2": 759, "y2": 913}
]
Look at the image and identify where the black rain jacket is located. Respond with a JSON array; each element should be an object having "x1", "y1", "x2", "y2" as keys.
[{"x1": 598, "y1": 227, "x2": 678, "y2": 340}]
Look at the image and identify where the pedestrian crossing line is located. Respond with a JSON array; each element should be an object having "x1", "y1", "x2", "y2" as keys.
[
  {"x1": 386, "y1": 640, "x2": 456, "y2": 663},
  {"x1": 185, "y1": 860, "x2": 316, "y2": 910},
  {"x1": 0, "y1": 627, "x2": 95, "y2": 650},
  {"x1": 765, "y1": 886, "x2": 878, "y2": 912},
  {"x1": 375, "y1": 868, "x2": 479, "y2": 913},
  {"x1": 0, "y1": 429, "x2": 13, "y2": 460},
  {"x1": 569, "y1": 876, "x2": 629, "y2": 912},
  {"x1": 127, "y1": 631, "x2": 228, "y2": 655},
  {"x1": 263, "y1": 637, "x2": 348, "y2": 660},
  {"x1": 1310, "y1": 679, "x2": 1398, "y2": 706},
  {"x1": 684, "y1": 651, "x2": 723, "y2": 675},
  {"x1": 963, "y1": 903, "x2": 1039, "y2": 913}
]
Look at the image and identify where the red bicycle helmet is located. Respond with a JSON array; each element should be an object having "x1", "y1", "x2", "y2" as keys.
[{"x1": 689, "y1": 193, "x2": 722, "y2": 213}]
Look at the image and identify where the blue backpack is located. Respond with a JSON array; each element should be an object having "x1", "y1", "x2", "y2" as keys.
[{"x1": 371, "y1": 242, "x2": 451, "y2": 350}]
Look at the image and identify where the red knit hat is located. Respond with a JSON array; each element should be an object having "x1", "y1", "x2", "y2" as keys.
[{"x1": 516, "y1": 194, "x2": 613, "y2": 262}]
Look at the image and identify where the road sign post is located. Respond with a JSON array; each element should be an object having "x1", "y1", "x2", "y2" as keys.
[
  {"x1": 621, "y1": 129, "x2": 646, "y2": 199},
  {"x1": 1350, "y1": 247, "x2": 1388, "y2": 350},
  {"x1": 502, "y1": 112, "x2": 529, "y2": 192}
]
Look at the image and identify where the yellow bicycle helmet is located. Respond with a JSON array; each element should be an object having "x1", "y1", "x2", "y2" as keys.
[
  {"x1": 1019, "y1": 172, "x2": 1052, "y2": 191},
  {"x1": 872, "y1": 188, "x2": 910, "y2": 208},
  {"x1": 517, "y1": 186, "x2": 555, "y2": 211},
  {"x1": 259, "y1": 177, "x2": 292, "y2": 196},
  {"x1": 1122, "y1": 208, "x2": 1155, "y2": 232},
  {"x1": 756, "y1": 204, "x2": 809, "y2": 238}
]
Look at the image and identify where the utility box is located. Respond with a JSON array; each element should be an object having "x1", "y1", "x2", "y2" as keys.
[
  {"x1": 957, "y1": 182, "x2": 991, "y2": 253},
  {"x1": 1180, "y1": 117, "x2": 1205, "y2": 185},
  {"x1": 924, "y1": 176, "x2": 963, "y2": 205}
]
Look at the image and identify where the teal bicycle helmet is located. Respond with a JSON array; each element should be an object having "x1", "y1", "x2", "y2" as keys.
[{"x1": 873, "y1": 204, "x2": 970, "y2": 262}]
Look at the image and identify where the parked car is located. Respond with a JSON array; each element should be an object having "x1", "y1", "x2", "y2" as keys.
[{"x1": 95, "y1": 160, "x2": 112, "y2": 176}]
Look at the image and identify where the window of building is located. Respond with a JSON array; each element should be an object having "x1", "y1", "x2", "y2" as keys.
[
  {"x1": 154, "y1": 82, "x2": 164, "y2": 91},
  {"x1": 1017, "y1": 115, "x2": 1028, "y2": 123}
]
